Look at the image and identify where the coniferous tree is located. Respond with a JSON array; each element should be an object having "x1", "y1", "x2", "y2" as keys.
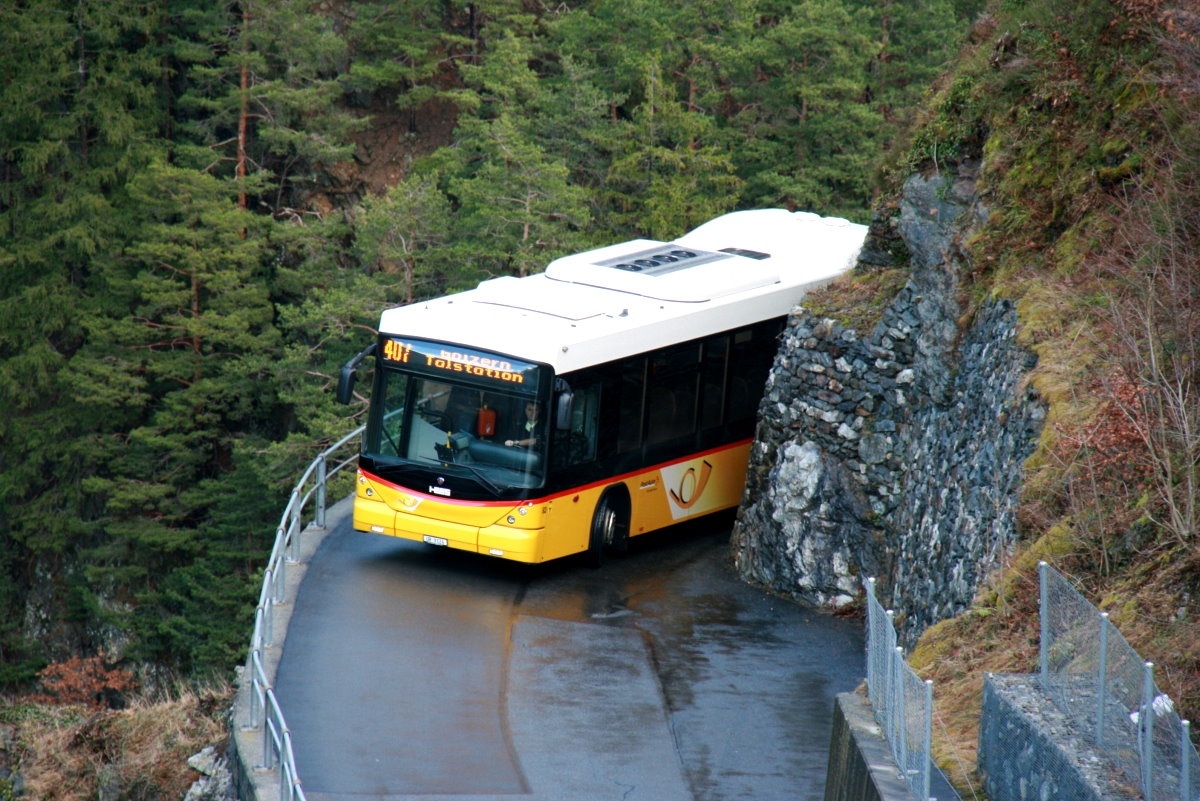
[
  {"x1": 533, "y1": 55, "x2": 624, "y2": 204},
  {"x1": 602, "y1": 60, "x2": 740, "y2": 238},
  {"x1": 354, "y1": 173, "x2": 454, "y2": 301},
  {"x1": 174, "y1": 0, "x2": 357, "y2": 212},
  {"x1": 344, "y1": 0, "x2": 460, "y2": 106},
  {"x1": 725, "y1": 0, "x2": 881, "y2": 217},
  {"x1": 74, "y1": 162, "x2": 278, "y2": 667},
  {"x1": 431, "y1": 30, "x2": 593, "y2": 276},
  {"x1": 0, "y1": 0, "x2": 169, "y2": 678},
  {"x1": 859, "y1": 0, "x2": 966, "y2": 130}
]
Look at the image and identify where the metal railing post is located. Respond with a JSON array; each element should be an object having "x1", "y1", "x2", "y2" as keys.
[
  {"x1": 316, "y1": 455, "x2": 328, "y2": 529},
  {"x1": 865, "y1": 577, "x2": 877, "y2": 695},
  {"x1": 286, "y1": 491, "x2": 302, "y2": 563},
  {"x1": 262, "y1": 708, "x2": 277, "y2": 770},
  {"x1": 1039, "y1": 560, "x2": 1049, "y2": 689},
  {"x1": 1182, "y1": 719, "x2": 1192, "y2": 801},
  {"x1": 1142, "y1": 661, "x2": 1155, "y2": 801},
  {"x1": 1096, "y1": 611, "x2": 1109, "y2": 748},
  {"x1": 248, "y1": 648, "x2": 265, "y2": 729},
  {"x1": 885, "y1": 609, "x2": 896, "y2": 725},
  {"x1": 894, "y1": 645, "x2": 907, "y2": 776},
  {"x1": 260, "y1": 591, "x2": 273, "y2": 648},
  {"x1": 922, "y1": 678, "x2": 933, "y2": 801},
  {"x1": 275, "y1": 549, "x2": 288, "y2": 601}
]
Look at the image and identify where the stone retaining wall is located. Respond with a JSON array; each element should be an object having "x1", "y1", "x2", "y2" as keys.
[
  {"x1": 979, "y1": 674, "x2": 1129, "y2": 801},
  {"x1": 732, "y1": 163, "x2": 1046, "y2": 643}
]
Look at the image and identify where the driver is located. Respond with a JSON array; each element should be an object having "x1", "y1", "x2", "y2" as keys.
[{"x1": 504, "y1": 401, "x2": 541, "y2": 448}]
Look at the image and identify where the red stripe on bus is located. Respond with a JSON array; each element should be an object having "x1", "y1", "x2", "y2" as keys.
[{"x1": 360, "y1": 438, "x2": 752, "y2": 508}]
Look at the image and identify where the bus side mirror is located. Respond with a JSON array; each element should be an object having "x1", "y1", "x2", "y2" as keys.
[
  {"x1": 555, "y1": 391, "x2": 574, "y2": 431},
  {"x1": 335, "y1": 343, "x2": 376, "y2": 405},
  {"x1": 336, "y1": 364, "x2": 357, "y2": 405}
]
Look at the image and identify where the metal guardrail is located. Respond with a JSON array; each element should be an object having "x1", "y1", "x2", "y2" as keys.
[
  {"x1": 865, "y1": 576, "x2": 937, "y2": 801},
  {"x1": 243, "y1": 425, "x2": 363, "y2": 801}
]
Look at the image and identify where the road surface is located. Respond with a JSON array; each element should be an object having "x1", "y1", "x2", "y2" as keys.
[{"x1": 274, "y1": 512, "x2": 864, "y2": 801}]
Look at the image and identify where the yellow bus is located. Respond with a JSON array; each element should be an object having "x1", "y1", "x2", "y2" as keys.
[{"x1": 336, "y1": 209, "x2": 866, "y2": 565}]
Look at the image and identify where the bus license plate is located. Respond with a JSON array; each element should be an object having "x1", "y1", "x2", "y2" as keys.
[{"x1": 423, "y1": 535, "x2": 448, "y2": 547}]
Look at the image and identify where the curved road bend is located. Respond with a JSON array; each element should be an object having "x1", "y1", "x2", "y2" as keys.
[{"x1": 274, "y1": 512, "x2": 864, "y2": 801}]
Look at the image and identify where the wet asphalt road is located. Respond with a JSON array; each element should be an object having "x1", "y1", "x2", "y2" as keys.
[{"x1": 275, "y1": 511, "x2": 865, "y2": 801}]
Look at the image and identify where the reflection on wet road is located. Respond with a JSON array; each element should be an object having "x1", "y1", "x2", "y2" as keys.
[{"x1": 275, "y1": 512, "x2": 864, "y2": 801}]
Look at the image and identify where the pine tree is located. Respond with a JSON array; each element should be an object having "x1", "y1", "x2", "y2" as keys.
[
  {"x1": 75, "y1": 162, "x2": 280, "y2": 667},
  {"x1": 0, "y1": 0, "x2": 169, "y2": 682},
  {"x1": 433, "y1": 30, "x2": 593, "y2": 276},
  {"x1": 344, "y1": 0, "x2": 459, "y2": 105},
  {"x1": 173, "y1": 0, "x2": 358, "y2": 212},
  {"x1": 859, "y1": 0, "x2": 966, "y2": 130},
  {"x1": 723, "y1": 0, "x2": 881, "y2": 217},
  {"x1": 601, "y1": 60, "x2": 740, "y2": 239},
  {"x1": 354, "y1": 173, "x2": 453, "y2": 302}
]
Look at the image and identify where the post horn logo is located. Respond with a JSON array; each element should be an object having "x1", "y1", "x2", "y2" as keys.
[{"x1": 669, "y1": 460, "x2": 713, "y2": 509}]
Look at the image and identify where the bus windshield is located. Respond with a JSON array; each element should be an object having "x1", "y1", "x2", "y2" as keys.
[{"x1": 363, "y1": 338, "x2": 548, "y2": 496}]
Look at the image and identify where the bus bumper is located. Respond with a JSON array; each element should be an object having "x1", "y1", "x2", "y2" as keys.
[
  {"x1": 477, "y1": 524, "x2": 542, "y2": 562},
  {"x1": 353, "y1": 495, "x2": 543, "y2": 563}
]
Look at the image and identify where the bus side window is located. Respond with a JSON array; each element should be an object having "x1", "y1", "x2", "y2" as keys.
[
  {"x1": 615, "y1": 356, "x2": 646, "y2": 454},
  {"x1": 727, "y1": 322, "x2": 781, "y2": 424},
  {"x1": 552, "y1": 384, "x2": 599, "y2": 470},
  {"x1": 646, "y1": 343, "x2": 699, "y2": 446},
  {"x1": 699, "y1": 335, "x2": 729, "y2": 430}
]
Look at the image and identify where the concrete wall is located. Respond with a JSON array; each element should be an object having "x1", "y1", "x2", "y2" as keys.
[
  {"x1": 825, "y1": 691, "x2": 964, "y2": 801},
  {"x1": 824, "y1": 692, "x2": 916, "y2": 801}
]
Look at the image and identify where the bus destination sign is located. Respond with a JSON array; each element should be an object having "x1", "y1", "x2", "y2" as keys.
[{"x1": 382, "y1": 338, "x2": 535, "y2": 386}]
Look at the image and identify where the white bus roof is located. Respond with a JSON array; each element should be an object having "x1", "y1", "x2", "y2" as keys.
[{"x1": 377, "y1": 209, "x2": 867, "y2": 374}]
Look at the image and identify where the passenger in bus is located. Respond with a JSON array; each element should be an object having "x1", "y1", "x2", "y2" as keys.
[{"x1": 504, "y1": 401, "x2": 541, "y2": 448}]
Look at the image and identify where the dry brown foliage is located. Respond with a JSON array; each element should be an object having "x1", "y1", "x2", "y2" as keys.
[
  {"x1": 28, "y1": 653, "x2": 137, "y2": 711},
  {"x1": 1, "y1": 683, "x2": 232, "y2": 801}
]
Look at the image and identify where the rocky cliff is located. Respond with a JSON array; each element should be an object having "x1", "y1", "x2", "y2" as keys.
[{"x1": 731, "y1": 161, "x2": 1046, "y2": 643}]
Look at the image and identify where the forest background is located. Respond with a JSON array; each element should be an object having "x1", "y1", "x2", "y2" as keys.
[
  {"x1": 4, "y1": 0, "x2": 1200, "y2": 795},
  {"x1": 0, "y1": 0, "x2": 985, "y2": 684}
]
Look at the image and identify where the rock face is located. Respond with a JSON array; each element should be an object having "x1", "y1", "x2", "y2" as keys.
[
  {"x1": 735, "y1": 441, "x2": 879, "y2": 609},
  {"x1": 732, "y1": 163, "x2": 1046, "y2": 643},
  {"x1": 184, "y1": 746, "x2": 236, "y2": 801}
]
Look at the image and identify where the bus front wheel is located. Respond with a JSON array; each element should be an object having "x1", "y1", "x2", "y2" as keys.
[{"x1": 587, "y1": 493, "x2": 629, "y2": 568}]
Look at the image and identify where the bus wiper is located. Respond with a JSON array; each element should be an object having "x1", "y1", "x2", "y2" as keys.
[{"x1": 449, "y1": 461, "x2": 503, "y2": 495}]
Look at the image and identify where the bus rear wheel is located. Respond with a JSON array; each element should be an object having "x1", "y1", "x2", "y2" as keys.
[{"x1": 587, "y1": 493, "x2": 629, "y2": 568}]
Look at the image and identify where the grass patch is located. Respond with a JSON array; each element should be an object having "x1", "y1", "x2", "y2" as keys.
[{"x1": 800, "y1": 267, "x2": 910, "y2": 335}]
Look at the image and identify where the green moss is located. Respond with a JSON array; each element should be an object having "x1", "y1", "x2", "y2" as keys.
[
  {"x1": 1097, "y1": 153, "x2": 1143, "y2": 184},
  {"x1": 909, "y1": 73, "x2": 986, "y2": 169}
]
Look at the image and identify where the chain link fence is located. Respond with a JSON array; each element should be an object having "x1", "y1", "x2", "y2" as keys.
[
  {"x1": 865, "y1": 576, "x2": 943, "y2": 801},
  {"x1": 1039, "y1": 561, "x2": 1198, "y2": 801}
]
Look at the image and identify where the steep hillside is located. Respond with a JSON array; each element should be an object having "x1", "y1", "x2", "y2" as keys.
[
  {"x1": 733, "y1": 0, "x2": 1197, "y2": 793},
  {"x1": 889, "y1": 0, "x2": 1199, "y2": 789}
]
